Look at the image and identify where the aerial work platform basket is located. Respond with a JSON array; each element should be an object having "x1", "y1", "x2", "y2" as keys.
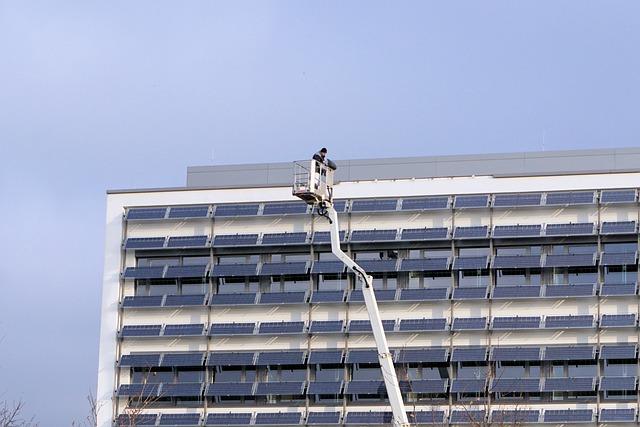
[{"x1": 292, "y1": 160, "x2": 334, "y2": 205}]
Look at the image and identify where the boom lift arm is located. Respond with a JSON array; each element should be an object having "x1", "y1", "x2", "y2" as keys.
[{"x1": 293, "y1": 160, "x2": 410, "y2": 427}]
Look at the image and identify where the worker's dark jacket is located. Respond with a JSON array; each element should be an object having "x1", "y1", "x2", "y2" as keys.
[{"x1": 313, "y1": 152, "x2": 337, "y2": 170}]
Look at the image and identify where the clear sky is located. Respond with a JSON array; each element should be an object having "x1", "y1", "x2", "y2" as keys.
[{"x1": 0, "y1": 1, "x2": 639, "y2": 424}]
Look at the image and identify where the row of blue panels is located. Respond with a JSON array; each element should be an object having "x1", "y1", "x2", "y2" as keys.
[
  {"x1": 122, "y1": 284, "x2": 639, "y2": 310},
  {"x1": 117, "y1": 376, "x2": 639, "y2": 398},
  {"x1": 120, "y1": 344, "x2": 639, "y2": 367},
  {"x1": 119, "y1": 313, "x2": 640, "y2": 338},
  {"x1": 122, "y1": 253, "x2": 637, "y2": 280},
  {"x1": 124, "y1": 189, "x2": 638, "y2": 221},
  {"x1": 115, "y1": 408, "x2": 638, "y2": 425},
  {"x1": 123, "y1": 221, "x2": 639, "y2": 250}
]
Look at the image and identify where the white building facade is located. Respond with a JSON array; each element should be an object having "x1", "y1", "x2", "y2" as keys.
[{"x1": 98, "y1": 148, "x2": 640, "y2": 426}]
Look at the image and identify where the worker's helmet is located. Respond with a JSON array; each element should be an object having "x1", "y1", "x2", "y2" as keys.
[{"x1": 320, "y1": 147, "x2": 327, "y2": 153}]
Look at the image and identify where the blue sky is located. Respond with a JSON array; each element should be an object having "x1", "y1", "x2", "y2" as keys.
[{"x1": 0, "y1": 1, "x2": 639, "y2": 424}]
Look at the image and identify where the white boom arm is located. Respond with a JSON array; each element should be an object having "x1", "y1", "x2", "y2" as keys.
[{"x1": 326, "y1": 204, "x2": 410, "y2": 427}]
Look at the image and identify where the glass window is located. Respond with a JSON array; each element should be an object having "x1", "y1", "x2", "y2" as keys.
[
  {"x1": 354, "y1": 252, "x2": 385, "y2": 260},
  {"x1": 316, "y1": 368, "x2": 343, "y2": 381},
  {"x1": 458, "y1": 270, "x2": 489, "y2": 287},
  {"x1": 496, "y1": 362, "x2": 525, "y2": 378},
  {"x1": 603, "y1": 361, "x2": 636, "y2": 376},
  {"x1": 137, "y1": 257, "x2": 180, "y2": 267},
  {"x1": 459, "y1": 247, "x2": 490, "y2": 256},
  {"x1": 603, "y1": 242, "x2": 637, "y2": 253},
  {"x1": 182, "y1": 256, "x2": 210, "y2": 266},
  {"x1": 280, "y1": 369, "x2": 307, "y2": 381},
  {"x1": 177, "y1": 369, "x2": 204, "y2": 382},
  {"x1": 552, "y1": 245, "x2": 597, "y2": 255},
  {"x1": 458, "y1": 363, "x2": 488, "y2": 379},
  {"x1": 215, "y1": 368, "x2": 243, "y2": 382},
  {"x1": 149, "y1": 283, "x2": 177, "y2": 296},
  {"x1": 409, "y1": 249, "x2": 451, "y2": 258},
  {"x1": 496, "y1": 246, "x2": 542, "y2": 256},
  {"x1": 568, "y1": 363, "x2": 596, "y2": 377},
  {"x1": 271, "y1": 253, "x2": 310, "y2": 262},
  {"x1": 218, "y1": 255, "x2": 259, "y2": 264},
  {"x1": 604, "y1": 265, "x2": 638, "y2": 284},
  {"x1": 135, "y1": 283, "x2": 150, "y2": 296},
  {"x1": 319, "y1": 274, "x2": 347, "y2": 291},
  {"x1": 352, "y1": 367, "x2": 383, "y2": 381}
]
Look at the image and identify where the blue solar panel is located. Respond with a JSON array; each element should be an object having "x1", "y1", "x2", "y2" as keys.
[
  {"x1": 451, "y1": 379, "x2": 486, "y2": 393},
  {"x1": 121, "y1": 325, "x2": 162, "y2": 337},
  {"x1": 124, "y1": 237, "x2": 166, "y2": 249},
  {"x1": 454, "y1": 226, "x2": 488, "y2": 239},
  {"x1": 600, "y1": 409, "x2": 636, "y2": 422},
  {"x1": 345, "y1": 380, "x2": 385, "y2": 394},
  {"x1": 350, "y1": 229, "x2": 397, "y2": 242},
  {"x1": 127, "y1": 207, "x2": 166, "y2": 220},
  {"x1": 491, "y1": 347, "x2": 541, "y2": 361},
  {"x1": 209, "y1": 293, "x2": 256, "y2": 305},
  {"x1": 492, "y1": 410, "x2": 540, "y2": 423},
  {"x1": 117, "y1": 414, "x2": 157, "y2": 425},
  {"x1": 601, "y1": 251, "x2": 637, "y2": 265},
  {"x1": 601, "y1": 221, "x2": 637, "y2": 234},
  {"x1": 400, "y1": 228, "x2": 448, "y2": 240},
  {"x1": 601, "y1": 314, "x2": 636, "y2": 327},
  {"x1": 307, "y1": 381, "x2": 343, "y2": 394},
  {"x1": 262, "y1": 202, "x2": 308, "y2": 215},
  {"x1": 205, "y1": 413, "x2": 252, "y2": 425},
  {"x1": 259, "y1": 291, "x2": 307, "y2": 304},
  {"x1": 161, "y1": 383, "x2": 203, "y2": 397},
  {"x1": 493, "y1": 316, "x2": 540, "y2": 329},
  {"x1": 493, "y1": 255, "x2": 541, "y2": 269},
  {"x1": 493, "y1": 224, "x2": 542, "y2": 238},
  {"x1": 395, "y1": 348, "x2": 448, "y2": 363},
  {"x1": 544, "y1": 315, "x2": 594, "y2": 328},
  {"x1": 600, "y1": 283, "x2": 637, "y2": 296},
  {"x1": 494, "y1": 193, "x2": 542, "y2": 207},
  {"x1": 345, "y1": 412, "x2": 393, "y2": 425},
  {"x1": 164, "y1": 324, "x2": 204, "y2": 336},
  {"x1": 260, "y1": 261, "x2": 307, "y2": 276},
  {"x1": 355, "y1": 259, "x2": 397, "y2": 272},
  {"x1": 255, "y1": 412, "x2": 302, "y2": 425},
  {"x1": 349, "y1": 319, "x2": 395, "y2": 332},
  {"x1": 543, "y1": 377, "x2": 595, "y2": 392},
  {"x1": 123, "y1": 295, "x2": 164, "y2": 308},
  {"x1": 167, "y1": 205, "x2": 210, "y2": 218},
  {"x1": 492, "y1": 285, "x2": 542, "y2": 299},
  {"x1": 212, "y1": 234, "x2": 259, "y2": 246},
  {"x1": 452, "y1": 317, "x2": 487, "y2": 330},
  {"x1": 600, "y1": 345, "x2": 636, "y2": 359},
  {"x1": 398, "y1": 318, "x2": 447, "y2": 331},
  {"x1": 451, "y1": 347, "x2": 487, "y2": 362},
  {"x1": 117, "y1": 383, "x2": 160, "y2": 396},
  {"x1": 453, "y1": 256, "x2": 488, "y2": 270},
  {"x1": 311, "y1": 261, "x2": 345, "y2": 274},
  {"x1": 209, "y1": 323, "x2": 255, "y2": 335},
  {"x1": 164, "y1": 294, "x2": 206, "y2": 307},
  {"x1": 166, "y1": 235, "x2": 208, "y2": 248},
  {"x1": 411, "y1": 411, "x2": 446, "y2": 424},
  {"x1": 308, "y1": 350, "x2": 343, "y2": 364},
  {"x1": 399, "y1": 288, "x2": 450, "y2": 301},
  {"x1": 600, "y1": 189, "x2": 636, "y2": 204},
  {"x1": 164, "y1": 265, "x2": 208, "y2": 278},
  {"x1": 546, "y1": 191, "x2": 594, "y2": 205},
  {"x1": 254, "y1": 382, "x2": 305, "y2": 396},
  {"x1": 401, "y1": 196, "x2": 449, "y2": 210},
  {"x1": 307, "y1": 412, "x2": 341, "y2": 425},
  {"x1": 123, "y1": 266, "x2": 165, "y2": 279},
  {"x1": 310, "y1": 291, "x2": 345, "y2": 303},
  {"x1": 544, "y1": 409, "x2": 592, "y2": 423},
  {"x1": 545, "y1": 222, "x2": 594, "y2": 236},
  {"x1": 491, "y1": 378, "x2": 541, "y2": 392},
  {"x1": 450, "y1": 410, "x2": 486, "y2": 424},
  {"x1": 349, "y1": 289, "x2": 396, "y2": 302},
  {"x1": 543, "y1": 345, "x2": 595, "y2": 360},
  {"x1": 261, "y1": 232, "x2": 308, "y2": 245},
  {"x1": 210, "y1": 263, "x2": 258, "y2": 277},
  {"x1": 161, "y1": 352, "x2": 204, "y2": 367},
  {"x1": 454, "y1": 195, "x2": 489, "y2": 208},
  {"x1": 402, "y1": 379, "x2": 447, "y2": 393},
  {"x1": 545, "y1": 253, "x2": 595, "y2": 267},
  {"x1": 599, "y1": 377, "x2": 637, "y2": 391},
  {"x1": 545, "y1": 284, "x2": 595, "y2": 297},
  {"x1": 256, "y1": 351, "x2": 305, "y2": 365},
  {"x1": 346, "y1": 349, "x2": 378, "y2": 364},
  {"x1": 207, "y1": 352, "x2": 255, "y2": 366},
  {"x1": 350, "y1": 198, "x2": 398, "y2": 212},
  {"x1": 158, "y1": 413, "x2": 200, "y2": 426},
  {"x1": 312, "y1": 230, "x2": 346, "y2": 244},
  {"x1": 258, "y1": 321, "x2": 304, "y2": 334},
  {"x1": 214, "y1": 203, "x2": 259, "y2": 216},
  {"x1": 206, "y1": 382, "x2": 254, "y2": 397},
  {"x1": 310, "y1": 320, "x2": 344, "y2": 333},
  {"x1": 119, "y1": 353, "x2": 161, "y2": 367},
  {"x1": 398, "y1": 258, "x2": 449, "y2": 271},
  {"x1": 452, "y1": 287, "x2": 487, "y2": 299}
]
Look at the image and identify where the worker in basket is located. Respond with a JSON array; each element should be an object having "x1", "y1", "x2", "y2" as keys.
[{"x1": 313, "y1": 147, "x2": 337, "y2": 170}]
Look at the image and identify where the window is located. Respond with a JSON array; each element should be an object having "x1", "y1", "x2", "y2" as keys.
[
  {"x1": 352, "y1": 367, "x2": 383, "y2": 381},
  {"x1": 496, "y1": 246, "x2": 542, "y2": 256},
  {"x1": 459, "y1": 247, "x2": 490, "y2": 256},
  {"x1": 315, "y1": 367, "x2": 343, "y2": 381},
  {"x1": 319, "y1": 274, "x2": 348, "y2": 291},
  {"x1": 458, "y1": 270, "x2": 489, "y2": 287},
  {"x1": 177, "y1": 369, "x2": 204, "y2": 383}
]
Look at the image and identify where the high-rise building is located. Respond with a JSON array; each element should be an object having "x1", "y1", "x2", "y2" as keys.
[{"x1": 98, "y1": 148, "x2": 640, "y2": 426}]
